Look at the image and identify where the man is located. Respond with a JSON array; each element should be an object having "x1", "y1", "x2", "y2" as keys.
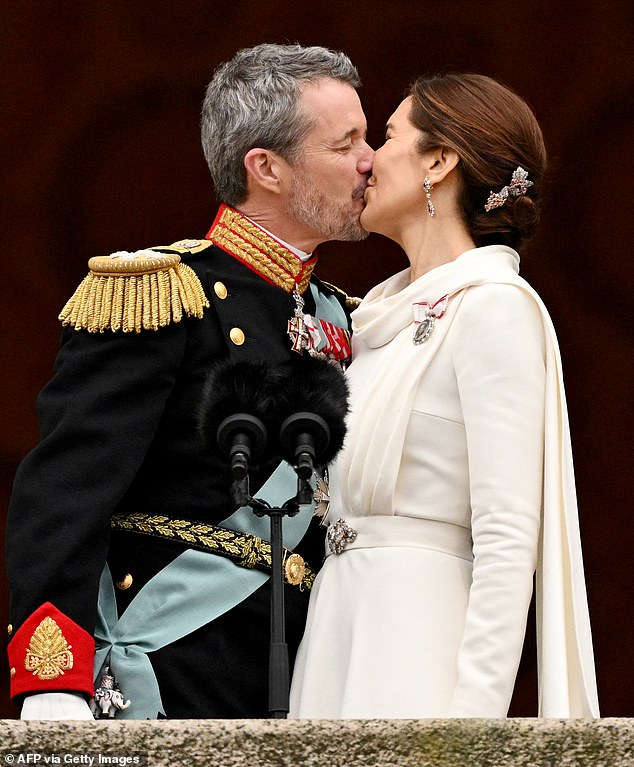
[{"x1": 6, "y1": 43, "x2": 372, "y2": 719}]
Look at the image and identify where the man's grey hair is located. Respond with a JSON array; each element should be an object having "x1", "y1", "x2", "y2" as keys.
[{"x1": 201, "y1": 43, "x2": 361, "y2": 206}]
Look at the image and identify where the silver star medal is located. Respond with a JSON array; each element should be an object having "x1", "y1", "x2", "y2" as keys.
[{"x1": 313, "y1": 471, "x2": 331, "y2": 525}]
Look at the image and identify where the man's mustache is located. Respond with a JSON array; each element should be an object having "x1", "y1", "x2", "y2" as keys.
[{"x1": 352, "y1": 181, "x2": 369, "y2": 201}]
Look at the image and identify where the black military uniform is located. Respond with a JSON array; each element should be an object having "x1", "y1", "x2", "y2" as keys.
[{"x1": 6, "y1": 204, "x2": 353, "y2": 718}]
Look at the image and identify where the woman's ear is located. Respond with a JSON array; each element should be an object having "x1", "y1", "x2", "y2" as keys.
[
  {"x1": 426, "y1": 146, "x2": 460, "y2": 186},
  {"x1": 243, "y1": 148, "x2": 286, "y2": 194}
]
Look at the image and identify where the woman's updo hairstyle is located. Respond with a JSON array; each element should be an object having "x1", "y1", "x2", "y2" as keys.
[{"x1": 409, "y1": 72, "x2": 547, "y2": 251}]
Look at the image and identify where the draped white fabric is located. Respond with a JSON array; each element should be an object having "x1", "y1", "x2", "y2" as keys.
[{"x1": 290, "y1": 246, "x2": 599, "y2": 718}]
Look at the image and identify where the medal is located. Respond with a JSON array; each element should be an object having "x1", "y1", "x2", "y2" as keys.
[
  {"x1": 90, "y1": 667, "x2": 131, "y2": 719},
  {"x1": 412, "y1": 295, "x2": 448, "y2": 345},
  {"x1": 287, "y1": 285, "x2": 351, "y2": 365},
  {"x1": 313, "y1": 470, "x2": 331, "y2": 525},
  {"x1": 287, "y1": 286, "x2": 311, "y2": 353}
]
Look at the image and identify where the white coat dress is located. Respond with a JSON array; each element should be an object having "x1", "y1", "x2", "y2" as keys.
[{"x1": 289, "y1": 246, "x2": 599, "y2": 719}]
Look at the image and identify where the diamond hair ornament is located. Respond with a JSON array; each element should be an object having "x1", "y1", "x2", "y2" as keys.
[{"x1": 484, "y1": 166, "x2": 534, "y2": 212}]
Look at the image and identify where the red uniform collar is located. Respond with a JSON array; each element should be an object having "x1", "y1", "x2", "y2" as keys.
[{"x1": 206, "y1": 204, "x2": 317, "y2": 294}]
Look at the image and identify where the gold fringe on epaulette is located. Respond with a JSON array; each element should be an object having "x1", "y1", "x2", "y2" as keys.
[{"x1": 59, "y1": 255, "x2": 209, "y2": 333}]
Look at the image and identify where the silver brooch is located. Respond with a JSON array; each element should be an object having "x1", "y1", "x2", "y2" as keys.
[
  {"x1": 412, "y1": 294, "x2": 448, "y2": 345},
  {"x1": 327, "y1": 518, "x2": 358, "y2": 555}
]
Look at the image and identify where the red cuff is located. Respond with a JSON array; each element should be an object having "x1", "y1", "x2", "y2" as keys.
[{"x1": 8, "y1": 602, "x2": 95, "y2": 700}]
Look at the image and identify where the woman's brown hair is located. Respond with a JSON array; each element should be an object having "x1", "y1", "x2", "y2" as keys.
[{"x1": 409, "y1": 72, "x2": 547, "y2": 251}]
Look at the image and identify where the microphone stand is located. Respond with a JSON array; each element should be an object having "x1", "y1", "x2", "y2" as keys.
[
  {"x1": 218, "y1": 412, "x2": 326, "y2": 718},
  {"x1": 245, "y1": 466, "x2": 314, "y2": 717},
  {"x1": 248, "y1": 494, "x2": 301, "y2": 718}
]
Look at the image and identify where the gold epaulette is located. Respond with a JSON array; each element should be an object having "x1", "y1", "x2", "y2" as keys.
[
  {"x1": 320, "y1": 280, "x2": 362, "y2": 311},
  {"x1": 59, "y1": 240, "x2": 212, "y2": 333}
]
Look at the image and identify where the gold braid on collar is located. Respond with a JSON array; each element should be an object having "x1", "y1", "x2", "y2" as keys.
[{"x1": 207, "y1": 204, "x2": 316, "y2": 294}]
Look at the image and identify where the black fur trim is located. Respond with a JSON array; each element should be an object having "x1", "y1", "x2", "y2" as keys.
[
  {"x1": 275, "y1": 356, "x2": 349, "y2": 466},
  {"x1": 200, "y1": 356, "x2": 349, "y2": 469}
]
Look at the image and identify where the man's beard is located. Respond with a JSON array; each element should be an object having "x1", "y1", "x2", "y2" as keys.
[{"x1": 287, "y1": 170, "x2": 369, "y2": 243}]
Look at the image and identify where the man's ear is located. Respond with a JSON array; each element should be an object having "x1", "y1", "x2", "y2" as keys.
[
  {"x1": 426, "y1": 146, "x2": 460, "y2": 186},
  {"x1": 243, "y1": 148, "x2": 286, "y2": 194}
]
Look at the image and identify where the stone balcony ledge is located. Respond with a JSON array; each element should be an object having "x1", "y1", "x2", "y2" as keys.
[{"x1": 0, "y1": 717, "x2": 631, "y2": 767}]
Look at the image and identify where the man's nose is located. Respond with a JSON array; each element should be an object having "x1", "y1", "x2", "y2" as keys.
[{"x1": 357, "y1": 141, "x2": 374, "y2": 175}]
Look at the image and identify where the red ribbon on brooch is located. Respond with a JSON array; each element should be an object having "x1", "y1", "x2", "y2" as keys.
[{"x1": 412, "y1": 295, "x2": 448, "y2": 346}]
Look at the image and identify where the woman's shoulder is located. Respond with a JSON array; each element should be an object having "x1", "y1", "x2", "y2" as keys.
[
  {"x1": 458, "y1": 278, "x2": 544, "y2": 324},
  {"x1": 451, "y1": 279, "x2": 547, "y2": 360}
]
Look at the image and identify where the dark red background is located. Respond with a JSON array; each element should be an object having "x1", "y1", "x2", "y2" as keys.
[{"x1": 1, "y1": 1, "x2": 632, "y2": 718}]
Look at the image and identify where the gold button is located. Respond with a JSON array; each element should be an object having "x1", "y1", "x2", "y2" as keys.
[
  {"x1": 10, "y1": 667, "x2": 16, "y2": 678},
  {"x1": 116, "y1": 573, "x2": 133, "y2": 590},
  {"x1": 284, "y1": 553, "x2": 306, "y2": 586},
  {"x1": 229, "y1": 327, "x2": 245, "y2": 346},
  {"x1": 7, "y1": 624, "x2": 12, "y2": 637},
  {"x1": 214, "y1": 281, "x2": 228, "y2": 299}
]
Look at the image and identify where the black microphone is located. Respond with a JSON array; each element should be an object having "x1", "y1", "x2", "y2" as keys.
[
  {"x1": 276, "y1": 356, "x2": 349, "y2": 480},
  {"x1": 200, "y1": 356, "x2": 348, "y2": 505},
  {"x1": 200, "y1": 360, "x2": 286, "y2": 507},
  {"x1": 279, "y1": 412, "x2": 329, "y2": 481},
  {"x1": 217, "y1": 413, "x2": 267, "y2": 480}
]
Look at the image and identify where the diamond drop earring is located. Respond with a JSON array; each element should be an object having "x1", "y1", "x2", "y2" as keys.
[{"x1": 424, "y1": 176, "x2": 435, "y2": 217}]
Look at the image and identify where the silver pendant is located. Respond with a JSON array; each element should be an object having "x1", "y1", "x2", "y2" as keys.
[
  {"x1": 413, "y1": 316, "x2": 435, "y2": 345},
  {"x1": 90, "y1": 667, "x2": 132, "y2": 719}
]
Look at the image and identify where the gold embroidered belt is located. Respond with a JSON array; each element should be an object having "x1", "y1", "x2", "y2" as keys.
[{"x1": 110, "y1": 511, "x2": 316, "y2": 590}]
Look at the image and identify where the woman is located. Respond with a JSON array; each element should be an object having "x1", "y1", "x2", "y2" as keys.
[{"x1": 289, "y1": 73, "x2": 599, "y2": 718}]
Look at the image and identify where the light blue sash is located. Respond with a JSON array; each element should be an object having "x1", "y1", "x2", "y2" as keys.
[
  {"x1": 309, "y1": 283, "x2": 348, "y2": 327},
  {"x1": 94, "y1": 462, "x2": 311, "y2": 719},
  {"x1": 94, "y1": 286, "x2": 348, "y2": 719}
]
